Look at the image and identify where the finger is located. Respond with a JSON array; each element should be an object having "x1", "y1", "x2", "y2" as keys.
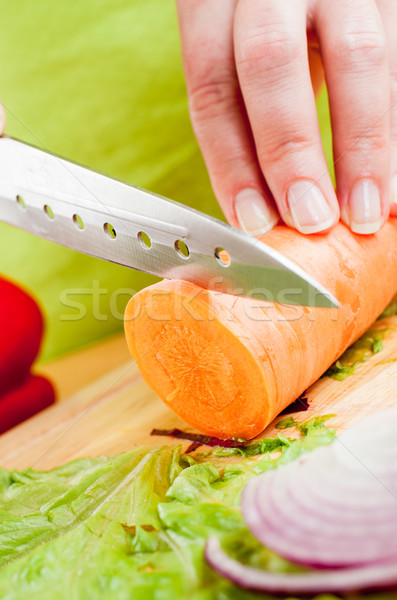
[
  {"x1": 376, "y1": 0, "x2": 397, "y2": 216},
  {"x1": 175, "y1": 0, "x2": 278, "y2": 235},
  {"x1": 234, "y1": 0, "x2": 339, "y2": 235},
  {"x1": 315, "y1": 0, "x2": 390, "y2": 233}
]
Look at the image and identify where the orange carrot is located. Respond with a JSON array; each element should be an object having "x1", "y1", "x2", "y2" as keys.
[{"x1": 124, "y1": 222, "x2": 397, "y2": 439}]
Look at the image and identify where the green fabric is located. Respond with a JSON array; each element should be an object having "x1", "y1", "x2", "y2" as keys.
[{"x1": 0, "y1": 0, "x2": 333, "y2": 360}]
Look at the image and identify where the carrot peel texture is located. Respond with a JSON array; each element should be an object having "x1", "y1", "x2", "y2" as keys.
[{"x1": 124, "y1": 223, "x2": 397, "y2": 439}]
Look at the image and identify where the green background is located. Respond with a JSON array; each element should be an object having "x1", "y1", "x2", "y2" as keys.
[{"x1": 0, "y1": 0, "x2": 332, "y2": 360}]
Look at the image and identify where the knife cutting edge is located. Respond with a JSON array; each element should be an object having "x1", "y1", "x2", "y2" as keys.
[{"x1": 0, "y1": 136, "x2": 339, "y2": 308}]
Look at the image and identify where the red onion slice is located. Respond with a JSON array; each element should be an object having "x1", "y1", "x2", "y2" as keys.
[
  {"x1": 241, "y1": 408, "x2": 397, "y2": 569},
  {"x1": 254, "y1": 463, "x2": 397, "y2": 567},
  {"x1": 205, "y1": 536, "x2": 397, "y2": 594},
  {"x1": 281, "y1": 453, "x2": 396, "y2": 524},
  {"x1": 240, "y1": 476, "x2": 271, "y2": 544},
  {"x1": 288, "y1": 449, "x2": 397, "y2": 512},
  {"x1": 267, "y1": 462, "x2": 397, "y2": 541},
  {"x1": 205, "y1": 408, "x2": 397, "y2": 595}
]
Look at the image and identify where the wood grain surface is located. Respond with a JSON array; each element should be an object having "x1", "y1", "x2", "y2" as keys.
[{"x1": 1, "y1": 316, "x2": 397, "y2": 470}]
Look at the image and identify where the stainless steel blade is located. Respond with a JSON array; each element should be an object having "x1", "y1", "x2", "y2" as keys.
[{"x1": 0, "y1": 137, "x2": 339, "y2": 307}]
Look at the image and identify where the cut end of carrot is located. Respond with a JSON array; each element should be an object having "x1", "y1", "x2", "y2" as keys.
[
  {"x1": 124, "y1": 280, "x2": 271, "y2": 440},
  {"x1": 125, "y1": 223, "x2": 397, "y2": 441}
]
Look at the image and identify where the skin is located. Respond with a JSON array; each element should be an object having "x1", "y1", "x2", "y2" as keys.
[{"x1": 176, "y1": 0, "x2": 397, "y2": 236}]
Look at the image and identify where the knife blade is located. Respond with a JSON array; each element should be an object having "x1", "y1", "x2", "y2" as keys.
[{"x1": 0, "y1": 136, "x2": 338, "y2": 308}]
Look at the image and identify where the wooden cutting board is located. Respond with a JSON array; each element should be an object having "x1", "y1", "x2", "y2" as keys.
[{"x1": 1, "y1": 315, "x2": 397, "y2": 471}]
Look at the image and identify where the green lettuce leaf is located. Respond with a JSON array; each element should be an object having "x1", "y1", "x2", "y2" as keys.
[{"x1": 0, "y1": 419, "x2": 392, "y2": 600}]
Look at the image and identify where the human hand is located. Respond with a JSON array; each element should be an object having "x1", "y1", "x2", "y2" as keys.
[{"x1": 176, "y1": 0, "x2": 397, "y2": 235}]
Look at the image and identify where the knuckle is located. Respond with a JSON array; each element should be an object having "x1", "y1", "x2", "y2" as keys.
[
  {"x1": 346, "y1": 128, "x2": 388, "y2": 155},
  {"x1": 264, "y1": 133, "x2": 314, "y2": 167},
  {"x1": 188, "y1": 72, "x2": 238, "y2": 120},
  {"x1": 331, "y1": 29, "x2": 387, "y2": 69},
  {"x1": 238, "y1": 30, "x2": 301, "y2": 76}
]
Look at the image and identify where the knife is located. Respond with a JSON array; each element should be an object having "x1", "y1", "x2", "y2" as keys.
[{"x1": 0, "y1": 136, "x2": 338, "y2": 308}]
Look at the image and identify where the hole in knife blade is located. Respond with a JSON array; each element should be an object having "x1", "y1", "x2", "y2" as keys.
[
  {"x1": 44, "y1": 205, "x2": 55, "y2": 220},
  {"x1": 104, "y1": 222, "x2": 117, "y2": 239},
  {"x1": 16, "y1": 195, "x2": 26, "y2": 209},
  {"x1": 138, "y1": 231, "x2": 151, "y2": 249},
  {"x1": 174, "y1": 239, "x2": 190, "y2": 259},
  {"x1": 73, "y1": 214, "x2": 84, "y2": 230},
  {"x1": 215, "y1": 247, "x2": 231, "y2": 267}
]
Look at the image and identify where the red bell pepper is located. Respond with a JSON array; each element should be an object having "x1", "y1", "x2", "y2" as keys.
[
  {"x1": 0, "y1": 374, "x2": 54, "y2": 434},
  {"x1": 0, "y1": 276, "x2": 55, "y2": 432}
]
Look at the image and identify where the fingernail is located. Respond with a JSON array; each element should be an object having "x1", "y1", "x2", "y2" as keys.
[
  {"x1": 287, "y1": 180, "x2": 334, "y2": 234},
  {"x1": 235, "y1": 189, "x2": 278, "y2": 236},
  {"x1": 348, "y1": 179, "x2": 382, "y2": 234},
  {"x1": 390, "y1": 175, "x2": 397, "y2": 207}
]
